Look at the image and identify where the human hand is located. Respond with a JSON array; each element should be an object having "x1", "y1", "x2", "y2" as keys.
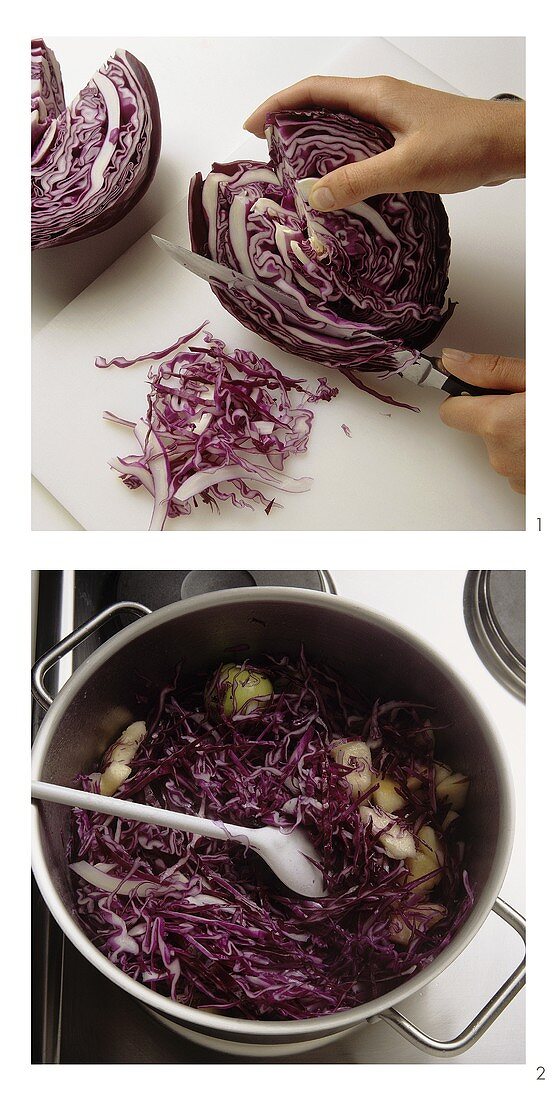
[
  {"x1": 244, "y1": 76, "x2": 525, "y2": 211},
  {"x1": 438, "y1": 350, "x2": 525, "y2": 494}
]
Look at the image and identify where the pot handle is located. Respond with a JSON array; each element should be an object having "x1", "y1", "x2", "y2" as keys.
[
  {"x1": 32, "y1": 601, "x2": 151, "y2": 710},
  {"x1": 378, "y1": 896, "x2": 525, "y2": 1057}
]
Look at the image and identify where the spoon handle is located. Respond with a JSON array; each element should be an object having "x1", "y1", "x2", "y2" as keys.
[{"x1": 31, "y1": 780, "x2": 252, "y2": 845}]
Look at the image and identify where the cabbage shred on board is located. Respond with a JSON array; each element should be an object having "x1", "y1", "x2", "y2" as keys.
[
  {"x1": 68, "y1": 653, "x2": 473, "y2": 1020},
  {"x1": 97, "y1": 326, "x2": 338, "y2": 531},
  {"x1": 31, "y1": 39, "x2": 161, "y2": 249},
  {"x1": 189, "y1": 109, "x2": 455, "y2": 402}
]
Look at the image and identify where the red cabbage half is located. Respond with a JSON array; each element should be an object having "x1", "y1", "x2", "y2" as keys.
[
  {"x1": 189, "y1": 110, "x2": 455, "y2": 398},
  {"x1": 97, "y1": 325, "x2": 338, "y2": 531},
  {"x1": 68, "y1": 653, "x2": 473, "y2": 1021},
  {"x1": 31, "y1": 40, "x2": 161, "y2": 250}
]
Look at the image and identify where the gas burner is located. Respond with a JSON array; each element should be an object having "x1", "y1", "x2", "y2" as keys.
[
  {"x1": 463, "y1": 570, "x2": 525, "y2": 701},
  {"x1": 112, "y1": 570, "x2": 335, "y2": 610}
]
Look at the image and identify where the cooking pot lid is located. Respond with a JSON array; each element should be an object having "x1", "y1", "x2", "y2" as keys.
[
  {"x1": 463, "y1": 570, "x2": 525, "y2": 701},
  {"x1": 112, "y1": 570, "x2": 336, "y2": 610}
]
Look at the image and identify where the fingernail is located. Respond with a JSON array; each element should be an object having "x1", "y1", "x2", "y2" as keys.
[
  {"x1": 309, "y1": 186, "x2": 335, "y2": 211},
  {"x1": 442, "y1": 348, "x2": 473, "y2": 363}
]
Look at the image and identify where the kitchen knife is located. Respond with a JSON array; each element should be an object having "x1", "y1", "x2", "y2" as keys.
[
  {"x1": 153, "y1": 235, "x2": 504, "y2": 398},
  {"x1": 393, "y1": 352, "x2": 506, "y2": 397}
]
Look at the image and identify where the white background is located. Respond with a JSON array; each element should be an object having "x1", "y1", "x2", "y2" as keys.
[{"x1": 7, "y1": 2, "x2": 555, "y2": 1093}]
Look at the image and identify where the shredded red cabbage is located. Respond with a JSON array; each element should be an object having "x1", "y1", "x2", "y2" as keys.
[
  {"x1": 97, "y1": 325, "x2": 338, "y2": 531},
  {"x1": 68, "y1": 653, "x2": 473, "y2": 1020},
  {"x1": 189, "y1": 109, "x2": 455, "y2": 405}
]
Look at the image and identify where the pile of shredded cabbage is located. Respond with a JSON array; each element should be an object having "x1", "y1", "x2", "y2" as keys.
[
  {"x1": 68, "y1": 653, "x2": 473, "y2": 1020},
  {"x1": 97, "y1": 325, "x2": 338, "y2": 531}
]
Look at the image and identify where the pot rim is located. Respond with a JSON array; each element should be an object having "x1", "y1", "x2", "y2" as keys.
[{"x1": 31, "y1": 586, "x2": 515, "y2": 1037}]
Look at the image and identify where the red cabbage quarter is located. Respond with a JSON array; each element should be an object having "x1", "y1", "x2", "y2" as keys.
[
  {"x1": 189, "y1": 110, "x2": 455, "y2": 399},
  {"x1": 68, "y1": 653, "x2": 473, "y2": 1020},
  {"x1": 97, "y1": 325, "x2": 338, "y2": 531},
  {"x1": 31, "y1": 39, "x2": 161, "y2": 250}
]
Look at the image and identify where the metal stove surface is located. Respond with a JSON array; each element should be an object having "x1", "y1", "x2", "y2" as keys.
[
  {"x1": 463, "y1": 571, "x2": 525, "y2": 700},
  {"x1": 32, "y1": 570, "x2": 524, "y2": 1064}
]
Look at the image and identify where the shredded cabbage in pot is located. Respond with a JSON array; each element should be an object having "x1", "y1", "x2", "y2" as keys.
[{"x1": 68, "y1": 653, "x2": 473, "y2": 1020}]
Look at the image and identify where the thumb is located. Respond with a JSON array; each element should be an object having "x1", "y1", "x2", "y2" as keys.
[
  {"x1": 442, "y1": 349, "x2": 525, "y2": 393},
  {"x1": 308, "y1": 145, "x2": 413, "y2": 211}
]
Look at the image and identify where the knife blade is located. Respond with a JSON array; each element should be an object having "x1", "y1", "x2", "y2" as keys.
[
  {"x1": 152, "y1": 236, "x2": 301, "y2": 311},
  {"x1": 153, "y1": 236, "x2": 504, "y2": 399}
]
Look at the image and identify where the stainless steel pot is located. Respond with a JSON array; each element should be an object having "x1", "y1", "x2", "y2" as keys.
[{"x1": 31, "y1": 589, "x2": 525, "y2": 1059}]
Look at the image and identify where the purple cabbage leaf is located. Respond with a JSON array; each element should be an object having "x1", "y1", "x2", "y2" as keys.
[
  {"x1": 189, "y1": 109, "x2": 455, "y2": 404},
  {"x1": 31, "y1": 39, "x2": 161, "y2": 249}
]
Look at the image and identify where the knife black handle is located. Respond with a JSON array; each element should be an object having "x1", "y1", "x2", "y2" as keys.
[
  {"x1": 440, "y1": 374, "x2": 507, "y2": 398},
  {"x1": 425, "y1": 356, "x2": 507, "y2": 398}
]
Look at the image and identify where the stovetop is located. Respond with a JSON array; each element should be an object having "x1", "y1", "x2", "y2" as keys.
[{"x1": 32, "y1": 570, "x2": 525, "y2": 1064}]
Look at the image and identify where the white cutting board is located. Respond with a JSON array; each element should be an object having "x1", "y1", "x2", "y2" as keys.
[{"x1": 32, "y1": 38, "x2": 525, "y2": 531}]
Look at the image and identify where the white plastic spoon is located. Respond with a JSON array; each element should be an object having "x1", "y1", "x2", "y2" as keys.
[{"x1": 31, "y1": 780, "x2": 326, "y2": 898}]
